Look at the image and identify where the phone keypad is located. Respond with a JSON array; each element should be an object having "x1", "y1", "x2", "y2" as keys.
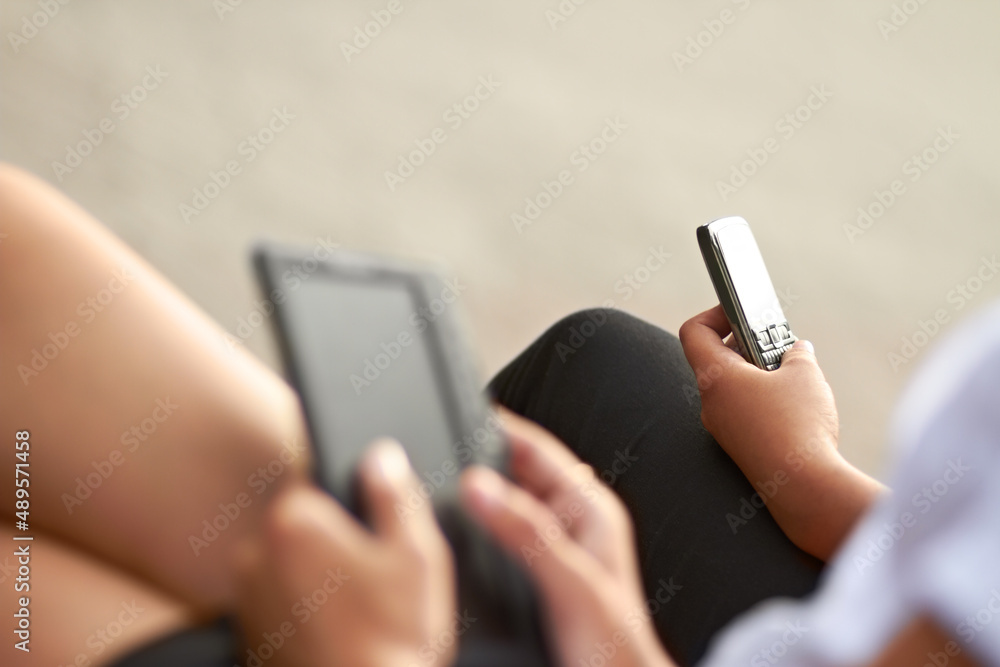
[
  {"x1": 753, "y1": 321, "x2": 797, "y2": 370},
  {"x1": 757, "y1": 322, "x2": 794, "y2": 349}
]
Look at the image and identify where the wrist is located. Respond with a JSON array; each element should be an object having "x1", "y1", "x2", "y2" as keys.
[{"x1": 779, "y1": 448, "x2": 886, "y2": 560}]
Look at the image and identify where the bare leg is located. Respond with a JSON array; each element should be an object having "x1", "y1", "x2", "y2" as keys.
[
  {"x1": 0, "y1": 163, "x2": 312, "y2": 623},
  {"x1": 0, "y1": 521, "x2": 194, "y2": 666}
]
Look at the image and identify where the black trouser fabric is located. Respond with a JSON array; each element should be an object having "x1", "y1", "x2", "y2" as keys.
[
  {"x1": 487, "y1": 309, "x2": 823, "y2": 666},
  {"x1": 114, "y1": 308, "x2": 821, "y2": 667}
]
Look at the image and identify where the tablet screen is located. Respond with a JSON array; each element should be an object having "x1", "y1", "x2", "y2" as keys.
[{"x1": 280, "y1": 274, "x2": 457, "y2": 505}]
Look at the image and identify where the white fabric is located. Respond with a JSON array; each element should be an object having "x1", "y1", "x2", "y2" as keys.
[{"x1": 699, "y1": 300, "x2": 1000, "y2": 667}]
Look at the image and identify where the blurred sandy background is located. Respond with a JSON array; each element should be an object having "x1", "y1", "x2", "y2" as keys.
[{"x1": 2, "y1": 1, "x2": 999, "y2": 479}]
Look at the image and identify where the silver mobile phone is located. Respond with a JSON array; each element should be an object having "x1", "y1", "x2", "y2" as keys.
[{"x1": 697, "y1": 216, "x2": 797, "y2": 370}]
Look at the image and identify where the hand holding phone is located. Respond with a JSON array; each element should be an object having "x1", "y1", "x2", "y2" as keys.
[{"x1": 685, "y1": 223, "x2": 878, "y2": 559}]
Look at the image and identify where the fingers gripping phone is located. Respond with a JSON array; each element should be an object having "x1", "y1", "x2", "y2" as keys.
[
  {"x1": 252, "y1": 242, "x2": 550, "y2": 666},
  {"x1": 697, "y1": 217, "x2": 797, "y2": 370}
]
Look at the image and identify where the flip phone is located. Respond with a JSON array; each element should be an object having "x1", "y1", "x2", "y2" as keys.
[{"x1": 697, "y1": 216, "x2": 797, "y2": 370}]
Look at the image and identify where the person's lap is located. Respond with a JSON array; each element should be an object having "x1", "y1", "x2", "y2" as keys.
[
  {"x1": 488, "y1": 308, "x2": 823, "y2": 666},
  {"x1": 0, "y1": 164, "x2": 820, "y2": 666}
]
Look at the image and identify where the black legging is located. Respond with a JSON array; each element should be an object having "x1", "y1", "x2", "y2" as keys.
[
  {"x1": 487, "y1": 308, "x2": 822, "y2": 666},
  {"x1": 114, "y1": 308, "x2": 822, "y2": 667}
]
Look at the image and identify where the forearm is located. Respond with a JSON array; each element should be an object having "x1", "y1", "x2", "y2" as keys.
[{"x1": 731, "y1": 436, "x2": 887, "y2": 561}]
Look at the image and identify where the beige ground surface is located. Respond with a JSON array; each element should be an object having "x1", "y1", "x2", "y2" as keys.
[{"x1": 3, "y1": 1, "x2": 999, "y2": 479}]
